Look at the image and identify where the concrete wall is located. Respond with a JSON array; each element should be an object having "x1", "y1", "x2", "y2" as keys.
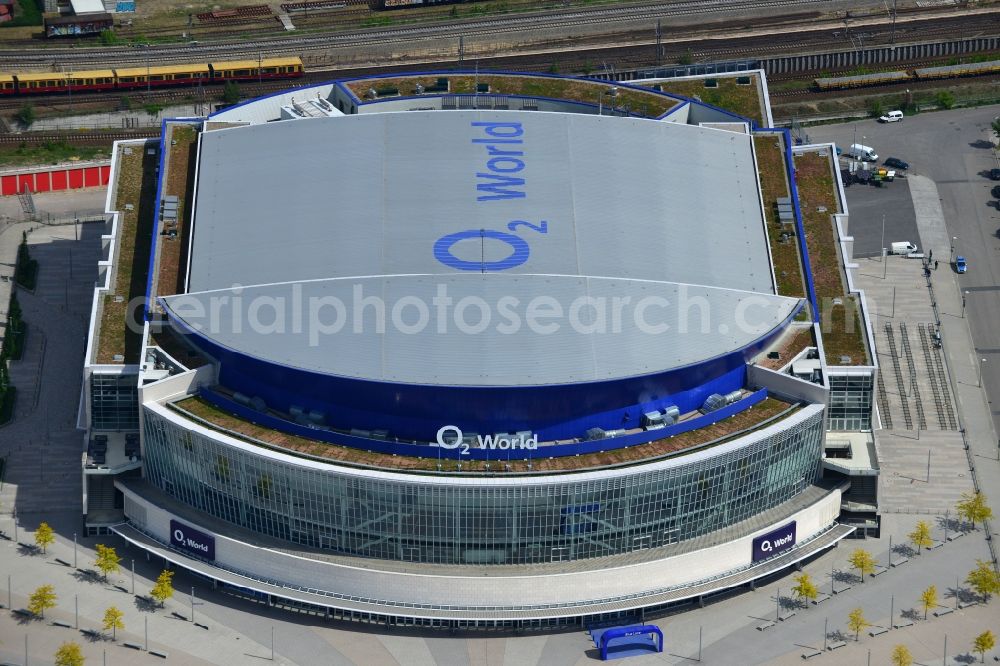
[
  {"x1": 209, "y1": 85, "x2": 337, "y2": 125},
  {"x1": 749, "y1": 363, "x2": 827, "y2": 405},
  {"x1": 138, "y1": 365, "x2": 214, "y2": 406},
  {"x1": 763, "y1": 36, "x2": 1000, "y2": 75}
]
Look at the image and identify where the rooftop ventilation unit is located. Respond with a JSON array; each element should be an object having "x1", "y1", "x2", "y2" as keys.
[
  {"x1": 641, "y1": 412, "x2": 665, "y2": 429},
  {"x1": 723, "y1": 390, "x2": 743, "y2": 405},
  {"x1": 701, "y1": 394, "x2": 726, "y2": 413}
]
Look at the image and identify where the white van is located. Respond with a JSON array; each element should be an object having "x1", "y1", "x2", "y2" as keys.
[
  {"x1": 848, "y1": 143, "x2": 879, "y2": 161},
  {"x1": 890, "y1": 241, "x2": 918, "y2": 255},
  {"x1": 879, "y1": 110, "x2": 904, "y2": 123}
]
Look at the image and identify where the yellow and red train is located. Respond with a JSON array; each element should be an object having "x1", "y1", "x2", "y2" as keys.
[{"x1": 0, "y1": 56, "x2": 303, "y2": 96}]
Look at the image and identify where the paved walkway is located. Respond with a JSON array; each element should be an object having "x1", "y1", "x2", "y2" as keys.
[
  {"x1": 908, "y1": 175, "x2": 1000, "y2": 565},
  {"x1": 854, "y1": 257, "x2": 974, "y2": 513},
  {"x1": 0, "y1": 511, "x2": 993, "y2": 666},
  {"x1": 0, "y1": 221, "x2": 101, "y2": 524}
]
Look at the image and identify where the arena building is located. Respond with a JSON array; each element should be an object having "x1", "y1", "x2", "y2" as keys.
[{"x1": 80, "y1": 70, "x2": 880, "y2": 629}]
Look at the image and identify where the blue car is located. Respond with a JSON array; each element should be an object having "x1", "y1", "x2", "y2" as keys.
[{"x1": 956, "y1": 256, "x2": 968, "y2": 273}]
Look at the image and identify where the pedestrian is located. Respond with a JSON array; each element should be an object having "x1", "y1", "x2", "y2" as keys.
[{"x1": 935, "y1": 260, "x2": 939, "y2": 270}]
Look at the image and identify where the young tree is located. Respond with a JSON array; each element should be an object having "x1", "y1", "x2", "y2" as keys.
[
  {"x1": 15, "y1": 104, "x2": 35, "y2": 128},
  {"x1": 54, "y1": 641, "x2": 85, "y2": 666},
  {"x1": 908, "y1": 520, "x2": 933, "y2": 554},
  {"x1": 956, "y1": 492, "x2": 994, "y2": 530},
  {"x1": 791, "y1": 573, "x2": 819, "y2": 605},
  {"x1": 966, "y1": 560, "x2": 1000, "y2": 602},
  {"x1": 848, "y1": 548, "x2": 877, "y2": 582},
  {"x1": 150, "y1": 569, "x2": 175, "y2": 607},
  {"x1": 27, "y1": 584, "x2": 57, "y2": 618},
  {"x1": 102, "y1": 606, "x2": 124, "y2": 641},
  {"x1": 222, "y1": 80, "x2": 241, "y2": 105},
  {"x1": 973, "y1": 630, "x2": 996, "y2": 663},
  {"x1": 847, "y1": 607, "x2": 871, "y2": 641},
  {"x1": 34, "y1": 521, "x2": 55, "y2": 554},
  {"x1": 919, "y1": 585, "x2": 938, "y2": 619},
  {"x1": 94, "y1": 544, "x2": 121, "y2": 582},
  {"x1": 891, "y1": 644, "x2": 913, "y2": 666}
]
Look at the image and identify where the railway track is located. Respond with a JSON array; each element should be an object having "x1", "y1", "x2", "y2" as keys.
[
  {"x1": 0, "y1": 80, "x2": 307, "y2": 112},
  {"x1": 769, "y1": 71, "x2": 1000, "y2": 99},
  {"x1": 0, "y1": 0, "x2": 843, "y2": 66},
  {"x1": 1, "y1": 20, "x2": 996, "y2": 118},
  {"x1": 0, "y1": 130, "x2": 160, "y2": 144}
]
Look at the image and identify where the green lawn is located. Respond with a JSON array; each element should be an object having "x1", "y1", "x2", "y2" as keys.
[
  {"x1": 0, "y1": 387, "x2": 15, "y2": 426},
  {"x1": 2, "y1": 322, "x2": 25, "y2": 361},
  {"x1": 0, "y1": 141, "x2": 111, "y2": 168}
]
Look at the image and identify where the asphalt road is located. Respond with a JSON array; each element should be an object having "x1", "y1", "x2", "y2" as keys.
[
  {"x1": 838, "y1": 170, "x2": 919, "y2": 257},
  {"x1": 805, "y1": 105, "x2": 1000, "y2": 433}
]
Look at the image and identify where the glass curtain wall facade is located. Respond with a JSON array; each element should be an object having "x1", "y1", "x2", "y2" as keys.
[
  {"x1": 90, "y1": 372, "x2": 140, "y2": 431},
  {"x1": 827, "y1": 373, "x2": 873, "y2": 431},
  {"x1": 142, "y1": 407, "x2": 824, "y2": 565}
]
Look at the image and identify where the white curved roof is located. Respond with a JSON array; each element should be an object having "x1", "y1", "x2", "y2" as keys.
[
  {"x1": 163, "y1": 274, "x2": 798, "y2": 386},
  {"x1": 174, "y1": 109, "x2": 795, "y2": 387},
  {"x1": 188, "y1": 110, "x2": 774, "y2": 294}
]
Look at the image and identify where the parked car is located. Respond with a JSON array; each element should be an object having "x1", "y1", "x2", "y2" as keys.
[
  {"x1": 884, "y1": 157, "x2": 909, "y2": 170},
  {"x1": 991, "y1": 168, "x2": 1000, "y2": 181},
  {"x1": 956, "y1": 256, "x2": 968, "y2": 273},
  {"x1": 847, "y1": 143, "x2": 878, "y2": 161},
  {"x1": 878, "y1": 110, "x2": 904, "y2": 123}
]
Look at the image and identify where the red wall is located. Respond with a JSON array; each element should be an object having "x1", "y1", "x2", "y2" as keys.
[{"x1": 0, "y1": 164, "x2": 111, "y2": 196}]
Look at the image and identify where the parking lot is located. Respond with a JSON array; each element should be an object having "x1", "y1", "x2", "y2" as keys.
[
  {"x1": 839, "y1": 169, "x2": 920, "y2": 258},
  {"x1": 806, "y1": 106, "x2": 1000, "y2": 411}
]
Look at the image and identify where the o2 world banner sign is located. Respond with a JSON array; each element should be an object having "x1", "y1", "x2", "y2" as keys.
[
  {"x1": 170, "y1": 519, "x2": 216, "y2": 561},
  {"x1": 751, "y1": 521, "x2": 796, "y2": 563}
]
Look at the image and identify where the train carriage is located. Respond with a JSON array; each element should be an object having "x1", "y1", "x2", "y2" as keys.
[
  {"x1": 209, "y1": 57, "x2": 303, "y2": 81},
  {"x1": 15, "y1": 69, "x2": 116, "y2": 94},
  {"x1": 113, "y1": 64, "x2": 211, "y2": 89},
  {"x1": 44, "y1": 13, "x2": 113, "y2": 38},
  {"x1": 914, "y1": 60, "x2": 1000, "y2": 80},
  {"x1": 0, "y1": 56, "x2": 303, "y2": 97},
  {"x1": 814, "y1": 70, "x2": 910, "y2": 91}
]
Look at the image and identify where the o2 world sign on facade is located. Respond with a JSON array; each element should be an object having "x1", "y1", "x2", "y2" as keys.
[
  {"x1": 435, "y1": 425, "x2": 539, "y2": 456},
  {"x1": 751, "y1": 521, "x2": 796, "y2": 563},
  {"x1": 170, "y1": 519, "x2": 216, "y2": 561}
]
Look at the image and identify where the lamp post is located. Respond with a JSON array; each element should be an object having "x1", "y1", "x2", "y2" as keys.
[
  {"x1": 951, "y1": 236, "x2": 957, "y2": 264},
  {"x1": 142, "y1": 43, "x2": 151, "y2": 99},
  {"x1": 963, "y1": 290, "x2": 968, "y2": 318}
]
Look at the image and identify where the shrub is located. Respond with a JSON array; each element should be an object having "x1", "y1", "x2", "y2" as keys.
[
  {"x1": 935, "y1": 91, "x2": 955, "y2": 109},
  {"x1": 15, "y1": 104, "x2": 35, "y2": 128}
]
